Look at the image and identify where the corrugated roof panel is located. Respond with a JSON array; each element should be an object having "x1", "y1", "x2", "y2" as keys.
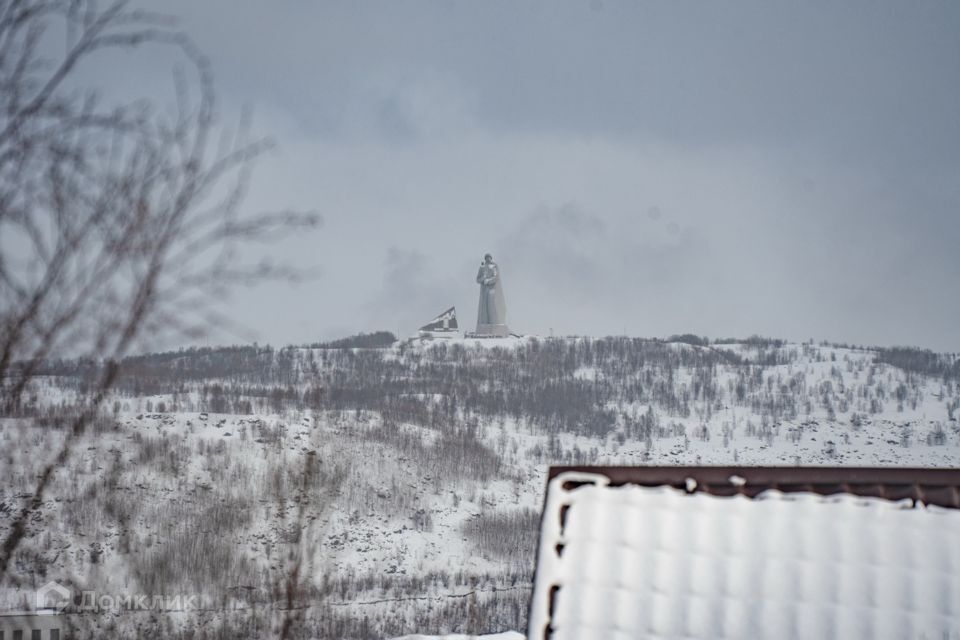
[{"x1": 529, "y1": 470, "x2": 960, "y2": 640}]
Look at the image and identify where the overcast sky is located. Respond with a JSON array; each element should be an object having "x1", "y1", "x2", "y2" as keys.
[{"x1": 116, "y1": 1, "x2": 959, "y2": 350}]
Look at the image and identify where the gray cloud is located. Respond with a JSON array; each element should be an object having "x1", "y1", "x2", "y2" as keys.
[
  {"x1": 494, "y1": 202, "x2": 713, "y2": 337},
  {"x1": 365, "y1": 247, "x2": 462, "y2": 337},
  {"x1": 82, "y1": 0, "x2": 960, "y2": 350},
  {"x1": 501, "y1": 203, "x2": 606, "y2": 292}
]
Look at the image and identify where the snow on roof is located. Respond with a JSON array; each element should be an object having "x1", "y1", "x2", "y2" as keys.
[{"x1": 529, "y1": 468, "x2": 960, "y2": 640}]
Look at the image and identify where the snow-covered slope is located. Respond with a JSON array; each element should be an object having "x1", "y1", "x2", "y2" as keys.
[{"x1": 1, "y1": 336, "x2": 958, "y2": 638}]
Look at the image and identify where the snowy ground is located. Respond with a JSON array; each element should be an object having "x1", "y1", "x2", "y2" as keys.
[{"x1": 1, "y1": 337, "x2": 958, "y2": 638}]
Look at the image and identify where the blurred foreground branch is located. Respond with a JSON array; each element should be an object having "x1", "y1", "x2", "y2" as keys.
[{"x1": 0, "y1": 0, "x2": 320, "y2": 580}]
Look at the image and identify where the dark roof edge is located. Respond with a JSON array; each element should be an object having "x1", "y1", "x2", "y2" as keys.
[{"x1": 546, "y1": 466, "x2": 960, "y2": 509}]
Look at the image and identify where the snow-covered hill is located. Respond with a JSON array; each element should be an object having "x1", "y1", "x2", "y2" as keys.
[{"x1": 1, "y1": 336, "x2": 958, "y2": 638}]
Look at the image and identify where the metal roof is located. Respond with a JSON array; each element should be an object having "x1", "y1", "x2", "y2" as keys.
[
  {"x1": 546, "y1": 465, "x2": 960, "y2": 509},
  {"x1": 528, "y1": 466, "x2": 960, "y2": 640}
]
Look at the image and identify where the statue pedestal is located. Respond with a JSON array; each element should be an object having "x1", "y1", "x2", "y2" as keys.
[{"x1": 474, "y1": 323, "x2": 510, "y2": 337}]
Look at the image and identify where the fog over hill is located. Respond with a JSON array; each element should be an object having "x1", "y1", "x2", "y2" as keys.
[{"x1": 2, "y1": 334, "x2": 959, "y2": 638}]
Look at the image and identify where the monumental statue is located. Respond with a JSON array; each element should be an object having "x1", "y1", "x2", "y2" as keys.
[{"x1": 475, "y1": 253, "x2": 509, "y2": 336}]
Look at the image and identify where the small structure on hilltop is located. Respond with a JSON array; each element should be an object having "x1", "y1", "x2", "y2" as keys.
[
  {"x1": 473, "y1": 253, "x2": 508, "y2": 337},
  {"x1": 418, "y1": 306, "x2": 459, "y2": 338},
  {"x1": 1, "y1": 609, "x2": 70, "y2": 639},
  {"x1": 528, "y1": 466, "x2": 960, "y2": 640}
]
